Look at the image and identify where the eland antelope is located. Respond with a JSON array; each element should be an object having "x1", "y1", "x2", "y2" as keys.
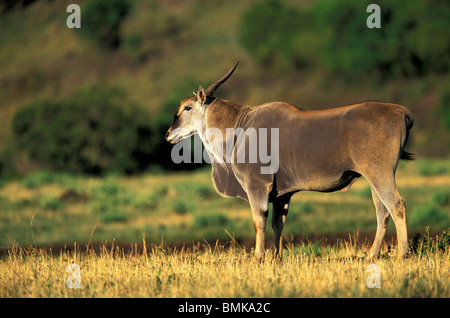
[{"x1": 166, "y1": 60, "x2": 414, "y2": 261}]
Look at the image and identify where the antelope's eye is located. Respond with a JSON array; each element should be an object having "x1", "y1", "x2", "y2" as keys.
[{"x1": 184, "y1": 106, "x2": 192, "y2": 111}]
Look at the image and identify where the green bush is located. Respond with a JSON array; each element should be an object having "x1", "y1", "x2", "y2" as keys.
[
  {"x1": 410, "y1": 227, "x2": 450, "y2": 255},
  {"x1": 101, "y1": 209, "x2": 128, "y2": 223},
  {"x1": 79, "y1": 0, "x2": 131, "y2": 49},
  {"x1": 195, "y1": 185, "x2": 216, "y2": 199},
  {"x1": 238, "y1": 0, "x2": 450, "y2": 79},
  {"x1": 12, "y1": 86, "x2": 154, "y2": 175},
  {"x1": 0, "y1": 146, "x2": 17, "y2": 182},
  {"x1": 440, "y1": 87, "x2": 450, "y2": 130},
  {"x1": 193, "y1": 213, "x2": 231, "y2": 228},
  {"x1": 296, "y1": 202, "x2": 315, "y2": 214},
  {"x1": 39, "y1": 196, "x2": 65, "y2": 211},
  {"x1": 237, "y1": 0, "x2": 307, "y2": 69},
  {"x1": 418, "y1": 160, "x2": 449, "y2": 176},
  {"x1": 284, "y1": 240, "x2": 323, "y2": 257},
  {"x1": 410, "y1": 204, "x2": 448, "y2": 228},
  {"x1": 431, "y1": 190, "x2": 450, "y2": 207},
  {"x1": 312, "y1": 0, "x2": 450, "y2": 79},
  {"x1": 173, "y1": 201, "x2": 188, "y2": 214},
  {"x1": 22, "y1": 171, "x2": 74, "y2": 189},
  {"x1": 131, "y1": 193, "x2": 159, "y2": 210}
]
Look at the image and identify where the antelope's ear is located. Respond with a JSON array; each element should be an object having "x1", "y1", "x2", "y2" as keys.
[{"x1": 196, "y1": 86, "x2": 207, "y2": 106}]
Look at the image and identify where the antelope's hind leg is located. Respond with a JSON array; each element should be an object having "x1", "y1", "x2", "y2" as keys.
[
  {"x1": 272, "y1": 194, "x2": 292, "y2": 259},
  {"x1": 369, "y1": 179, "x2": 409, "y2": 259},
  {"x1": 369, "y1": 185, "x2": 390, "y2": 259}
]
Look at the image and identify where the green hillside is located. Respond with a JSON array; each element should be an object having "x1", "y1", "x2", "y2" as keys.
[{"x1": 1, "y1": 0, "x2": 449, "y2": 177}]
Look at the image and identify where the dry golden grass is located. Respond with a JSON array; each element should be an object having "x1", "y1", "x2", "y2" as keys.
[
  {"x1": 1, "y1": 161, "x2": 449, "y2": 298},
  {"x1": 1, "y1": 240, "x2": 448, "y2": 298}
]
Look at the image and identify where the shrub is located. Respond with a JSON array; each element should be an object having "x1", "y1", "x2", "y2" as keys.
[
  {"x1": 99, "y1": 208, "x2": 127, "y2": 223},
  {"x1": 39, "y1": 196, "x2": 65, "y2": 211},
  {"x1": 410, "y1": 204, "x2": 448, "y2": 228},
  {"x1": 410, "y1": 227, "x2": 450, "y2": 255},
  {"x1": 297, "y1": 202, "x2": 315, "y2": 214},
  {"x1": 285, "y1": 240, "x2": 323, "y2": 257},
  {"x1": 431, "y1": 190, "x2": 450, "y2": 207},
  {"x1": 0, "y1": 146, "x2": 17, "y2": 182},
  {"x1": 238, "y1": 0, "x2": 450, "y2": 79},
  {"x1": 12, "y1": 86, "x2": 154, "y2": 175},
  {"x1": 173, "y1": 201, "x2": 188, "y2": 214},
  {"x1": 439, "y1": 87, "x2": 450, "y2": 130},
  {"x1": 23, "y1": 171, "x2": 67, "y2": 189},
  {"x1": 193, "y1": 213, "x2": 230, "y2": 228},
  {"x1": 418, "y1": 160, "x2": 448, "y2": 176},
  {"x1": 98, "y1": 180, "x2": 122, "y2": 196},
  {"x1": 237, "y1": 0, "x2": 307, "y2": 69},
  {"x1": 312, "y1": 0, "x2": 450, "y2": 79},
  {"x1": 132, "y1": 193, "x2": 159, "y2": 210},
  {"x1": 79, "y1": 0, "x2": 131, "y2": 49},
  {"x1": 196, "y1": 185, "x2": 216, "y2": 199}
]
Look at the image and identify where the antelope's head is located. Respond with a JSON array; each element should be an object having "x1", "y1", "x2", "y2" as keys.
[{"x1": 165, "y1": 60, "x2": 239, "y2": 144}]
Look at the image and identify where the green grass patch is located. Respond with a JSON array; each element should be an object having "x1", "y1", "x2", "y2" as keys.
[{"x1": 0, "y1": 159, "x2": 449, "y2": 248}]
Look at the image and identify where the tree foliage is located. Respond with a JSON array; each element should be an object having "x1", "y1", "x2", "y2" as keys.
[
  {"x1": 79, "y1": 0, "x2": 131, "y2": 49},
  {"x1": 238, "y1": 0, "x2": 450, "y2": 79},
  {"x1": 12, "y1": 86, "x2": 154, "y2": 175}
]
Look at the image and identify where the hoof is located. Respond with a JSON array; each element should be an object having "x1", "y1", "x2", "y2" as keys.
[
  {"x1": 397, "y1": 252, "x2": 410, "y2": 259},
  {"x1": 254, "y1": 252, "x2": 265, "y2": 263}
]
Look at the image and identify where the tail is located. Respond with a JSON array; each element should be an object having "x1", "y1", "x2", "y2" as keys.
[
  {"x1": 400, "y1": 151, "x2": 415, "y2": 161},
  {"x1": 400, "y1": 112, "x2": 415, "y2": 161}
]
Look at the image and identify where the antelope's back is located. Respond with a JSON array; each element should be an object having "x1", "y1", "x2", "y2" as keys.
[{"x1": 245, "y1": 101, "x2": 411, "y2": 194}]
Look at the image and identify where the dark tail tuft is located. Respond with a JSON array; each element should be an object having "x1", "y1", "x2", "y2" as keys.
[{"x1": 401, "y1": 150, "x2": 415, "y2": 161}]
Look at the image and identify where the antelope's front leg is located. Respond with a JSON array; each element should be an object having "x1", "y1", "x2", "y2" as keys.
[{"x1": 249, "y1": 198, "x2": 269, "y2": 263}]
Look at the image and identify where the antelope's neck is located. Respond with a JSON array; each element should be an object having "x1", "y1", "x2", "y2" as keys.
[
  {"x1": 198, "y1": 98, "x2": 249, "y2": 163},
  {"x1": 204, "y1": 98, "x2": 248, "y2": 133}
]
